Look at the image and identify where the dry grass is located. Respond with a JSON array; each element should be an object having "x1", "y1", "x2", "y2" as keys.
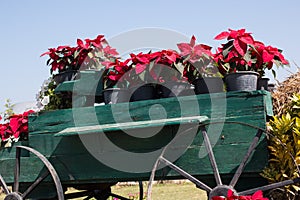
[
  {"x1": 272, "y1": 67, "x2": 300, "y2": 116},
  {"x1": 0, "y1": 181, "x2": 207, "y2": 199},
  {"x1": 111, "y1": 181, "x2": 207, "y2": 200}
]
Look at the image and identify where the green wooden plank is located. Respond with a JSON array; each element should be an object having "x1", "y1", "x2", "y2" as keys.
[{"x1": 55, "y1": 115, "x2": 209, "y2": 137}]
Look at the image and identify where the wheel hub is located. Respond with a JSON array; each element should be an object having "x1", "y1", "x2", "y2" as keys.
[
  {"x1": 209, "y1": 185, "x2": 237, "y2": 199},
  {"x1": 4, "y1": 192, "x2": 23, "y2": 200}
]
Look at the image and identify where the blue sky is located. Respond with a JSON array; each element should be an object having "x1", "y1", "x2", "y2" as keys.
[{"x1": 0, "y1": 0, "x2": 299, "y2": 114}]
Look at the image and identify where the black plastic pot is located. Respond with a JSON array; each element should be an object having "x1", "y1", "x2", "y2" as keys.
[
  {"x1": 130, "y1": 84, "x2": 157, "y2": 102},
  {"x1": 193, "y1": 77, "x2": 224, "y2": 94},
  {"x1": 53, "y1": 70, "x2": 78, "y2": 85},
  {"x1": 103, "y1": 88, "x2": 130, "y2": 104},
  {"x1": 257, "y1": 77, "x2": 270, "y2": 90},
  {"x1": 224, "y1": 71, "x2": 259, "y2": 91},
  {"x1": 159, "y1": 82, "x2": 194, "y2": 98}
]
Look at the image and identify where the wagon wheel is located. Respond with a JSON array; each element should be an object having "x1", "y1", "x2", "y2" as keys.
[
  {"x1": 0, "y1": 145, "x2": 64, "y2": 200},
  {"x1": 146, "y1": 122, "x2": 300, "y2": 200}
]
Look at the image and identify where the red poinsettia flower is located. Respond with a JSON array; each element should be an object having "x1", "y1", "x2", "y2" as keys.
[
  {"x1": 0, "y1": 123, "x2": 10, "y2": 141},
  {"x1": 41, "y1": 35, "x2": 119, "y2": 74},
  {"x1": 215, "y1": 28, "x2": 254, "y2": 56},
  {"x1": 103, "y1": 58, "x2": 131, "y2": 83},
  {"x1": 211, "y1": 190, "x2": 268, "y2": 200},
  {"x1": 214, "y1": 28, "x2": 289, "y2": 77},
  {"x1": 156, "y1": 50, "x2": 180, "y2": 65},
  {"x1": 77, "y1": 38, "x2": 90, "y2": 50},
  {"x1": 85, "y1": 34, "x2": 105, "y2": 48},
  {"x1": 7, "y1": 110, "x2": 35, "y2": 140}
]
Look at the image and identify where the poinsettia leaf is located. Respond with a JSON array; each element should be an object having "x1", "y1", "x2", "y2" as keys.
[
  {"x1": 214, "y1": 31, "x2": 229, "y2": 40},
  {"x1": 222, "y1": 43, "x2": 233, "y2": 57},
  {"x1": 74, "y1": 50, "x2": 80, "y2": 58},
  {"x1": 243, "y1": 51, "x2": 252, "y2": 63},
  {"x1": 9, "y1": 118, "x2": 20, "y2": 133},
  {"x1": 173, "y1": 62, "x2": 185, "y2": 75},
  {"x1": 233, "y1": 39, "x2": 246, "y2": 56},
  {"x1": 177, "y1": 43, "x2": 192, "y2": 56},
  {"x1": 46, "y1": 59, "x2": 51, "y2": 66},
  {"x1": 88, "y1": 52, "x2": 94, "y2": 58},
  {"x1": 135, "y1": 63, "x2": 147, "y2": 74},
  {"x1": 262, "y1": 50, "x2": 274, "y2": 62},
  {"x1": 239, "y1": 35, "x2": 254, "y2": 45},
  {"x1": 272, "y1": 59, "x2": 282, "y2": 67},
  {"x1": 252, "y1": 190, "x2": 264, "y2": 198},
  {"x1": 190, "y1": 35, "x2": 196, "y2": 47}
]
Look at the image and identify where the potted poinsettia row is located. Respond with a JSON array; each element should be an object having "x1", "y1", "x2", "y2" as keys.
[
  {"x1": 102, "y1": 49, "x2": 195, "y2": 103},
  {"x1": 40, "y1": 28, "x2": 289, "y2": 105}
]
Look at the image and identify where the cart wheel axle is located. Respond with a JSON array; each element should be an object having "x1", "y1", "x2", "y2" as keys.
[
  {"x1": 4, "y1": 192, "x2": 23, "y2": 200},
  {"x1": 209, "y1": 185, "x2": 237, "y2": 199}
]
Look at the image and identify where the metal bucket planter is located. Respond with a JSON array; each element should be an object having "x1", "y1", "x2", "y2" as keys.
[
  {"x1": 257, "y1": 77, "x2": 270, "y2": 90},
  {"x1": 224, "y1": 72, "x2": 259, "y2": 91},
  {"x1": 130, "y1": 84, "x2": 157, "y2": 102},
  {"x1": 103, "y1": 88, "x2": 130, "y2": 104},
  {"x1": 193, "y1": 77, "x2": 224, "y2": 94},
  {"x1": 159, "y1": 82, "x2": 194, "y2": 98}
]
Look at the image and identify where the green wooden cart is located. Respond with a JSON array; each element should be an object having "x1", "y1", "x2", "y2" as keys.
[{"x1": 0, "y1": 71, "x2": 299, "y2": 199}]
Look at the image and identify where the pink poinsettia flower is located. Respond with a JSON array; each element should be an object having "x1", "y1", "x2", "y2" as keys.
[
  {"x1": 177, "y1": 35, "x2": 212, "y2": 63},
  {"x1": 103, "y1": 45, "x2": 119, "y2": 56}
]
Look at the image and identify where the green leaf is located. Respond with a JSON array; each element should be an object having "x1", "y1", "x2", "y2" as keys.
[{"x1": 272, "y1": 69, "x2": 276, "y2": 78}]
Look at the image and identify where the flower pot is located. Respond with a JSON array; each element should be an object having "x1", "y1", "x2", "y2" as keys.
[
  {"x1": 130, "y1": 84, "x2": 157, "y2": 102},
  {"x1": 193, "y1": 77, "x2": 224, "y2": 94},
  {"x1": 224, "y1": 71, "x2": 259, "y2": 91},
  {"x1": 257, "y1": 77, "x2": 270, "y2": 90},
  {"x1": 53, "y1": 70, "x2": 78, "y2": 85},
  {"x1": 159, "y1": 82, "x2": 194, "y2": 98},
  {"x1": 103, "y1": 88, "x2": 130, "y2": 104}
]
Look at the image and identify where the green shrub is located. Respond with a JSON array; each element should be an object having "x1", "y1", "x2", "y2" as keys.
[{"x1": 262, "y1": 94, "x2": 300, "y2": 199}]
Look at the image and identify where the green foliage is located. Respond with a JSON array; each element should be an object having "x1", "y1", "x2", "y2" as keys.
[
  {"x1": 1, "y1": 99, "x2": 14, "y2": 121},
  {"x1": 37, "y1": 79, "x2": 72, "y2": 111},
  {"x1": 262, "y1": 94, "x2": 300, "y2": 199}
]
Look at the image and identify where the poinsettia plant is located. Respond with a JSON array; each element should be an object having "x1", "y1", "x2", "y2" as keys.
[
  {"x1": 0, "y1": 110, "x2": 35, "y2": 147},
  {"x1": 41, "y1": 34, "x2": 119, "y2": 74},
  {"x1": 214, "y1": 28, "x2": 289, "y2": 77},
  {"x1": 102, "y1": 58, "x2": 131, "y2": 89},
  {"x1": 177, "y1": 35, "x2": 221, "y2": 83},
  {"x1": 102, "y1": 49, "x2": 186, "y2": 89},
  {"x1": 212, "y1": 190, "x2": 268, "y2": 200}
]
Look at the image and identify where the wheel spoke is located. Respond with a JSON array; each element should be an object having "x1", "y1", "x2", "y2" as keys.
[
  {"x1": 138, "y1": 181, "x2": 143, "y2": 200},
  {"x1": 21, "y1": 171, "x2": 50, "y2": 198},
  {"x1": 0, "y1": 174, "x2": 10, "y2": 194},
  {"x1": 238, "y1": 178, "x2": 300, "y2": 195},
  {"x1": 17, "y1": 146, "x2": 65, "y2": 200},
  {"x1": 229, "y1": 129, "x2": 263, "y2": 187},
  {"x1": 147, "y1": 157, "x2": 161, "y2": 200},
  {"x1": 110, "y1": 193, "x2": 131, "y2": 200},
  {"x1": 13, "y1": 147, "x2": 21, "y2": 192},
  {"x1": 159, "y1": 156, "x2": 212, "y2": 192},
  {"x1": 201, "y1": 127, "x2": 222, "y2": 186}
]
